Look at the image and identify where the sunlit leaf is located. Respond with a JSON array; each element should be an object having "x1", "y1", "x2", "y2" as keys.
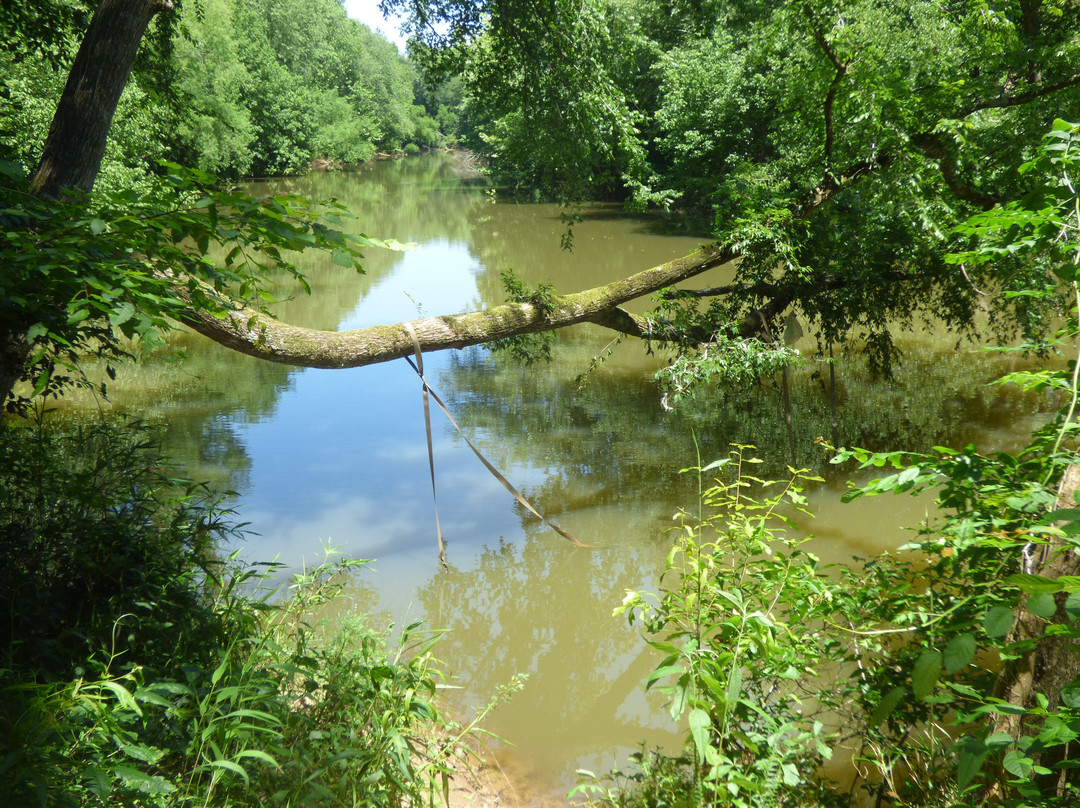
[
  {"x1": 984, "y1": 606, "x2": 1015, "y2": 638},
  {"x1": 645, "y1": 664, "x2": 684, "y2": 689},
  {"x1": 1005, "y1": 573, "x2": 1063, "y2": 594},
  {"x1": 726, "y1": 665, "x2": 743, "y2": 707},
  {"x1": 688, "y1": 707, "x2": 711, "y2": 764},
  {"x1": 1065, "y1": 591, "x2": 1080, "y2": 621},
  {"x1": 912, "y1": 650, "x2": 942, "y2": 699},
  {"x1": 1027, "y1": 591, "x2": 1057, "y2": 619},
  {"x1": 331, "y1": 247, "x2": 354, "y2": 267},
  {"x1": 943, "y1": 634, "x2": 976, "y2": 673},
  {"x1": 110, "y1": 766, "x2": 177, "y2": 794},
  {"x1": 1061, "y1": 682, "x2": 1080, "y2": 709},
  {"x1": 1003, "y1": 749, "x2": 1033, "y2": 779}
]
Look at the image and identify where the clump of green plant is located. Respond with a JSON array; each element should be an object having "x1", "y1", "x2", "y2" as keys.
[
  {"x1": 574, "y1": 445, "x2": 846, "y2": 808},
  {"x1": 0, "y1": 413, "x2": 235, "y2": 680},
  {"x1": 0, "y1": 415, "x2": 479, "y2": 807},
  {"x1": 488, "y1": 268, "x2": 559, "y2": 364},
  {"x1": 654, "y1": 332, "x2": 800, "y2": 411},
  {"x1": 823, "y1": 435, "x2": 1080, "y2": 808},
  {"x1": 1, "y1": 158, "x2": 382, "y2": 414}
]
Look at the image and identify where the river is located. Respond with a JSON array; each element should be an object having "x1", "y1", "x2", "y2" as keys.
[{"x1": 66, "y1": 152, "x2": 1060, "y2": 802}]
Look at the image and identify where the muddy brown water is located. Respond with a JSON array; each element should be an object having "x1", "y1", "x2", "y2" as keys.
[{"x1": 69, "y1": 152, "x2": 1061, "y2": 802}]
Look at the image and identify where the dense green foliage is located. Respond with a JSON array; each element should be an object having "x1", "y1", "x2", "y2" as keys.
[
  {"x1": 0, "y1": 158, "x2": 387, "y2": 412},
  {"x1": 0, "y1": 0, "x2": 461, "y2": 189},
  {"x1": 0, "y1": 416, "x2": 480, "y2": 807},
  {"x1": 397, "y1": 0, "x2": 1080, "y2": 372},
  {"x1": 597, "y1": 450, "x2": 843, "y2": 807},
  {"x1": 575, "y1": 430, "x2": 1080, "y2": 807},
  {"x1": 569, "y1": 119, "x2": 1080, "y2": 808}
]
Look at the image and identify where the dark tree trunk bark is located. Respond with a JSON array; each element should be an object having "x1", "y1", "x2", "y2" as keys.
[
  {"x1": 987, "y1": 464, "x2": 1080, "y2": 800},
  {"x1": 0, "y1": 329, "x2": 29, "y2": 413},
  {"x1": 2, "y1": 0, "x2": 172, "y2": 410},
  {"x1": 28, "y1": 0, "x2": 173, "y2": 198}
]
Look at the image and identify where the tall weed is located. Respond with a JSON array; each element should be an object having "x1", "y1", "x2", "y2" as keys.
[{"x1": 575, "y1": 445, "x2": 848, "y2": 808}]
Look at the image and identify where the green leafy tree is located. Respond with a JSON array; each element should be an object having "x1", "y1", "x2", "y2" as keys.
[
  {"x1": 7, "y1": 0, "x2": 1079, "y2": 439},
  {"x1": 829, "y1": 119, "x2": 1080, "y2": 806},
  {"x1": 172, "y1": 0, "x2": 256, "y2": 177},
  {"x1": 392, "y1": 0, "x2": 1080, "y2": 375}
]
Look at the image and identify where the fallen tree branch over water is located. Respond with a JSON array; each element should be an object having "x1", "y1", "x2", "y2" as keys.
[{"x1": 177, "y1": 243, "x2": 736, "y2": 368}]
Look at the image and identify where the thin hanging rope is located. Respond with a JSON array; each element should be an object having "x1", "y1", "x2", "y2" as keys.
[
  {"x1": 403, "y1": 323, "x2": 449, "y2": 569},
  {"x1": 402, "y1": 324, "x2": 591, "y2": 549}
]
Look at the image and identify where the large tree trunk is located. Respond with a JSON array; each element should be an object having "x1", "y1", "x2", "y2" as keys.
[
  {"x1": 29, "y1": 0, "x2": 173, "y2": 198},
  {"x1": 2, "y1": 0, "x2": 173, "y2": 410},
  {"x1": 986, "y1": 464, "x2": 1080, "y2": 801}
]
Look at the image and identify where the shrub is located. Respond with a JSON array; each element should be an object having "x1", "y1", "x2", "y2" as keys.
[
  {"x1": 0, "y1": 415, "x2": 475, "y2": 807},
  {"x1": 575, "y1": 446, "x2": 847, "y2": 808}
]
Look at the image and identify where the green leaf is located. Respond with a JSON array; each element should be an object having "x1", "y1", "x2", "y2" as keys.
[
  {"x1": 984, "y1": 606, "x2": 1015, "y2": 638},
  {"x1": 1003, "y1": 749, "x2": 1034, "y2": 779},
  {"x1": 81, "y1": 766, "x2": 111, "y2": 798},
  {"x1": 869, "y1": 686, "x2": 906, "y2": 728},
  {"x1": 985, "y1": 732, "x2": 1014, "y2": 748},
  {"x1": 90, "y1": 218, "x2": 107, "y2": 235},
  {"x1": 697, "y1": 671, "x2": 726, "y2": 704},
  {"x1": 701, "y1": 458, "x2": 731, "y2": 472},
  {"x1": 669, "y1": 673, "x2": 690, "y2": 720},
  {"x1": 110, "y1": 766, "x2": 177, "y2": 794},
  {"x1": 644, "y1": 664, "x2": 684, "y2": 689},
  {"x1": 688, "y1": 707, "x2": 712, "y2": 765},
  {"x1": 1065, "y1": 591, "x2": 1080, "y2": 621},
  {"x1": 644, "y1": 638, "x2": 682, "y2": 655},
  {"x1": 957, "y1": 742, "x2": 988, "y2": 789},
  {"x1": 108, "y1": 301, "x2": 136, "y2": 328},
  {"x1": 331, "y1": 247, "x2": 354, "y2": 267},
  {"x1": 897, "y1": 466, "x2": 920, "y2": 486},
  {"x1": 1061, "y1": 682, "x2": 1080, "y2": 709},
  {"x1": 207, "y1": 759, "x2": 249, "y2": 784},
  {"x1": 1005, "y1": 573, "x2": 1063, "y2": 594},
  {"x1": 781, "y1": 762, "x2": 800, "y2": 786},
  {"x1": 236, "y1": 749, "x2": 280, "y2": 768},
  {"x1": 725, "y1": 665, "x2": 743, "y2": 707},
  {"x1": 944, "y1": 634, "x2": 976, "y2": 673},
  {"x1": 912, "y1": 650, "x2": 942, "y2": 699},
  {"x1": 98, "y1": 680, "x2": 142, "y2": 715},
  {"x1": 25, "y1": 322, "x2": 48, "y2": 342},
  {"x1": 1027, "y1": 591, "x2": 1057, "y2": 619},
  {"x1": 1037, "y1": 716, "x2": 1079, "y2": 745}
]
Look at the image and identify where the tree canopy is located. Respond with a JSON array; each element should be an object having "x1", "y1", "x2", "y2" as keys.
[
  {"x1": 393, "y1": 0, "x2": 1080, "y2": 372},
  {"x1": 0, "y1": 0, "x2": 447, "y2": 191}
]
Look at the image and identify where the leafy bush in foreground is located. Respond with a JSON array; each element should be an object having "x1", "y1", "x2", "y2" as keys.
[{"x1": 0, "y1": 416, "x2": 472, "y2": 807}]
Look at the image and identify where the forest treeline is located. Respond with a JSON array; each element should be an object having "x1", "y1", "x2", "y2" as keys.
[{"x1": 0, "y1": 0, "x2": 467, "y2": 190}]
